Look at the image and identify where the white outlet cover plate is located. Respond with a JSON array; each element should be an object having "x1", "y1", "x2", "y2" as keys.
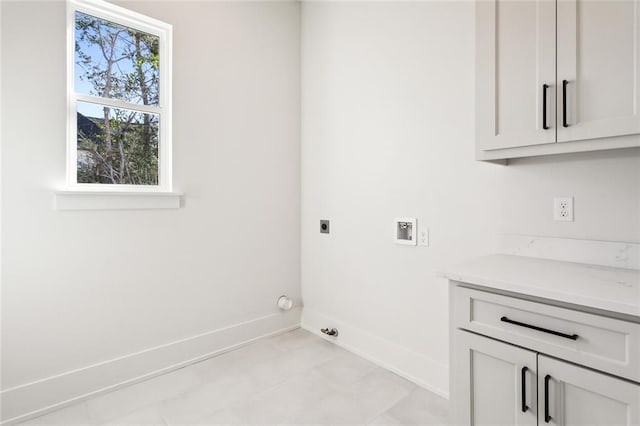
[
  {"x1": 418, "y1": 228, "x2": 429, "y2": 247},
  {"x1": 554, "y1": 197, "x2": 574, "y2": 222}
]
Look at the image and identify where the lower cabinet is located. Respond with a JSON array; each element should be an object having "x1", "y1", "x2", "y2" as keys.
[
  {"x1": 539, "y1": 355, "x2": 640, "y2": 426},
  {"x1": 453, "y1": 330, "x2": 537, "y2": 426},
  {"x1": 453, "y1": 330, "x2": 640, "y2": 426}
]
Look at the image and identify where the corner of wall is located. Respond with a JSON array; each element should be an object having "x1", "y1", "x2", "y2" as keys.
[
  {"x1": 1, "y1": 310, "x2": 301, "y2": 425},
  {"x1": 301, "y1": 308, "x2": 449, "y2": 399}
]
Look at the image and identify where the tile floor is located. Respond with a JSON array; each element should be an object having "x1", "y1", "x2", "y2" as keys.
[{"x1": 19, "y1": 329, "x2": 449, "y2": 426}]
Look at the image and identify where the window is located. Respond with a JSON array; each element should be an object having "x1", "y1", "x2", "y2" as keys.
[{"x1": 67, "y1": 0, "x2": 172, "y2": 192}]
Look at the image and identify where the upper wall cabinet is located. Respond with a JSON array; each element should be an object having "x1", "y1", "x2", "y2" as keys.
[
  {"x1": 557, "y1": 0, "x2": 640, "y2": 142},
  {"x1": 476, "y1": 0, "x2": 640, "y2": 161}
]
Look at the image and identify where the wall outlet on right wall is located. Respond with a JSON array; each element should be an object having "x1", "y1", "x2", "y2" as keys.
[
  {"x1": 418, "y1": 228, "x2": 429, "y2": 246},
  {"x1": 554, "y1": 197, "x2": 574, "y2": 222}
]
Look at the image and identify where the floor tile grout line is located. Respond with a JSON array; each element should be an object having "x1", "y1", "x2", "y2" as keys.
[
  {"x1": 17, "y1": 331, "x2": 448, "y2": 426},
  {"x1": 162, "y1": 333, "x2": 345, "y2": 426}
]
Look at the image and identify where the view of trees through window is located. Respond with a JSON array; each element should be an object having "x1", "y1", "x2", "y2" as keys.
[{"x1": 75, "y1": 11, "x2": 161, "y2": 185}]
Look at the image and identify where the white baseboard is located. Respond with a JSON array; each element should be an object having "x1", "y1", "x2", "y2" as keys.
[
  {"x1": 302, "y1": 308, "x2": 449, "y2": 399},
  {"x1": 1, "y1": 309, "x2": 301, "y2": 425}
]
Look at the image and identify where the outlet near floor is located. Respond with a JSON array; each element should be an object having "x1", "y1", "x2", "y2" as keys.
[{"x1": 554, "y1": 197, "x2": 574, "y2": 222}]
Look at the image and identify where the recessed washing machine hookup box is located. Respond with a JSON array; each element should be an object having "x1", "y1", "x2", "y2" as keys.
[{"x1": 394, "y1": 218, "x2": 417, "y2": 245}]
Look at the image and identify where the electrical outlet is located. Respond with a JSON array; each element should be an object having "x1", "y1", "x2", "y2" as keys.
[
  {"x1": 554, "y1": 197, "x2": 574, "y2": 222},
  {"x1": 418, "y1": 228, "x2": 429, "y2": 246}
]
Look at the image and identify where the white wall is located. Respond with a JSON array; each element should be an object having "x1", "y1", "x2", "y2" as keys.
[
  {"x1": 300, "y1": 1, "x2": 640, "y2": 397},
  {"x1": 3, "y1": 0, "x2": 640, "y2": 420},
  {"x1": 1, "y1": 0, "x2": 301, "y2": 421}
]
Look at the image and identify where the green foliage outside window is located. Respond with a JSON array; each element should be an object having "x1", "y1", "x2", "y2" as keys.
[{"x1": 75, "y1": 11, "x2": 161, "y2": 185}]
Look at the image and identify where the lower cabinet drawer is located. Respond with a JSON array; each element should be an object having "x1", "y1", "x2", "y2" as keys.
[{"x1": 453, "y1": 285, "x2": 640, "y2": 382}]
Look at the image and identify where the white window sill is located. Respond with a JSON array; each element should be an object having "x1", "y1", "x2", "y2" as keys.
[{"x1": 54, "y1": 191, "x2": 182, "y2": 211}]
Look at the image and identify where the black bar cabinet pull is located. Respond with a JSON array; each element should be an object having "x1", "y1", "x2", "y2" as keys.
[
  {"x1": 521, "y1": 366, "x2": 529, "y2": 413},
  {"x1": 500, "y1": 316, "x2": 579, "y2": 340},
  {"x1": 544, "y1": 374, "x2": 552, "y2": 423},
  {"x1": 543, "y1": 84, "x2": 550, "y2": 130},
  {"x1": 562, "y1": 80, "x2": 569, "y2": 128}
]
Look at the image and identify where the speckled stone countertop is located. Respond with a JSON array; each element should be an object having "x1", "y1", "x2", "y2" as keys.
[{"x1": 441, "y1": 254, "x2": 640, "y2": 319}]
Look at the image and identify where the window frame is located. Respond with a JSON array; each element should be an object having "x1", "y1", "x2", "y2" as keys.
[{"x1": 67, "y1": 0, "x2": 173, "y2": 192}]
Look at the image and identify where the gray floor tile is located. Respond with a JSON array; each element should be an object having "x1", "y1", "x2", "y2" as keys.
[
  {"x1": 86, "y1": 368, "x2": 201, "y2": 424},
  {"x1": 266, "y1": 329, "x2": 319, "y2": 352},
  {"x1": 18, "y1": 403, "x2": 92, "y2": 426},
  {"x1": 382, "y1": 387, "x2": 449, "y2": 425},
  {"x1": 288, "y1": 368, "x2": 416, "y2": 425},
  {"x1": 227, "y1": 371, "x2": 337, "y2": 424},
  {"x1": 312, "y1": 350, "x2": 378, "y2": 387},
  {"x1": 367, "y1": 412, "x2": 405, "y2": 425},
  {"x1": 193, "y1": 407, "x2": 243, "y2": 425},
  {"x1": 98, "y1": 406, "x2": 166, "y2": 426},
  {"x1": 15, "y1": 329, "x2": 449, "y2": 426},
  {"x1": 159, "y1": 374, "x2": 260, "y2": 425}
]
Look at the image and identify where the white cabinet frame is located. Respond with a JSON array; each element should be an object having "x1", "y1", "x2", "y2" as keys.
[
  {"x1": 476, "y1": 0, "x2": 640, "y2": 161},
  {"x1": 538, "y1": 355, "x2": 640, "y2": 426}
]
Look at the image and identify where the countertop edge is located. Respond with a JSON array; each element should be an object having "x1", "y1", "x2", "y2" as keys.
[{"x1": 439, "y1": 254, "x2": 640, "y2": 321}]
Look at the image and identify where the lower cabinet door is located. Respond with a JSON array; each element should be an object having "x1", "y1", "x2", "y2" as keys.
[
  {"x1": 538, "y1": 355, "x2": 640, "y2": 426},
  {"x1": 453, "y1": 330, "x2": 537, "y2": 426}
]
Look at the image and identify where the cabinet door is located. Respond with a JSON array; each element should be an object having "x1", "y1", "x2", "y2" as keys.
[
  {"x1": 538, "y1": 355, "x2": 640, "y2": 426},
  {"x1": 557, "y1": 0, "x2": 640, "y2": 142},
  {"x1": 476, "y1": 0, "x2": 556, "y2": 151},
  {"x1": 452, "y1": 330, "x2": 537, "y2": 426}
]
